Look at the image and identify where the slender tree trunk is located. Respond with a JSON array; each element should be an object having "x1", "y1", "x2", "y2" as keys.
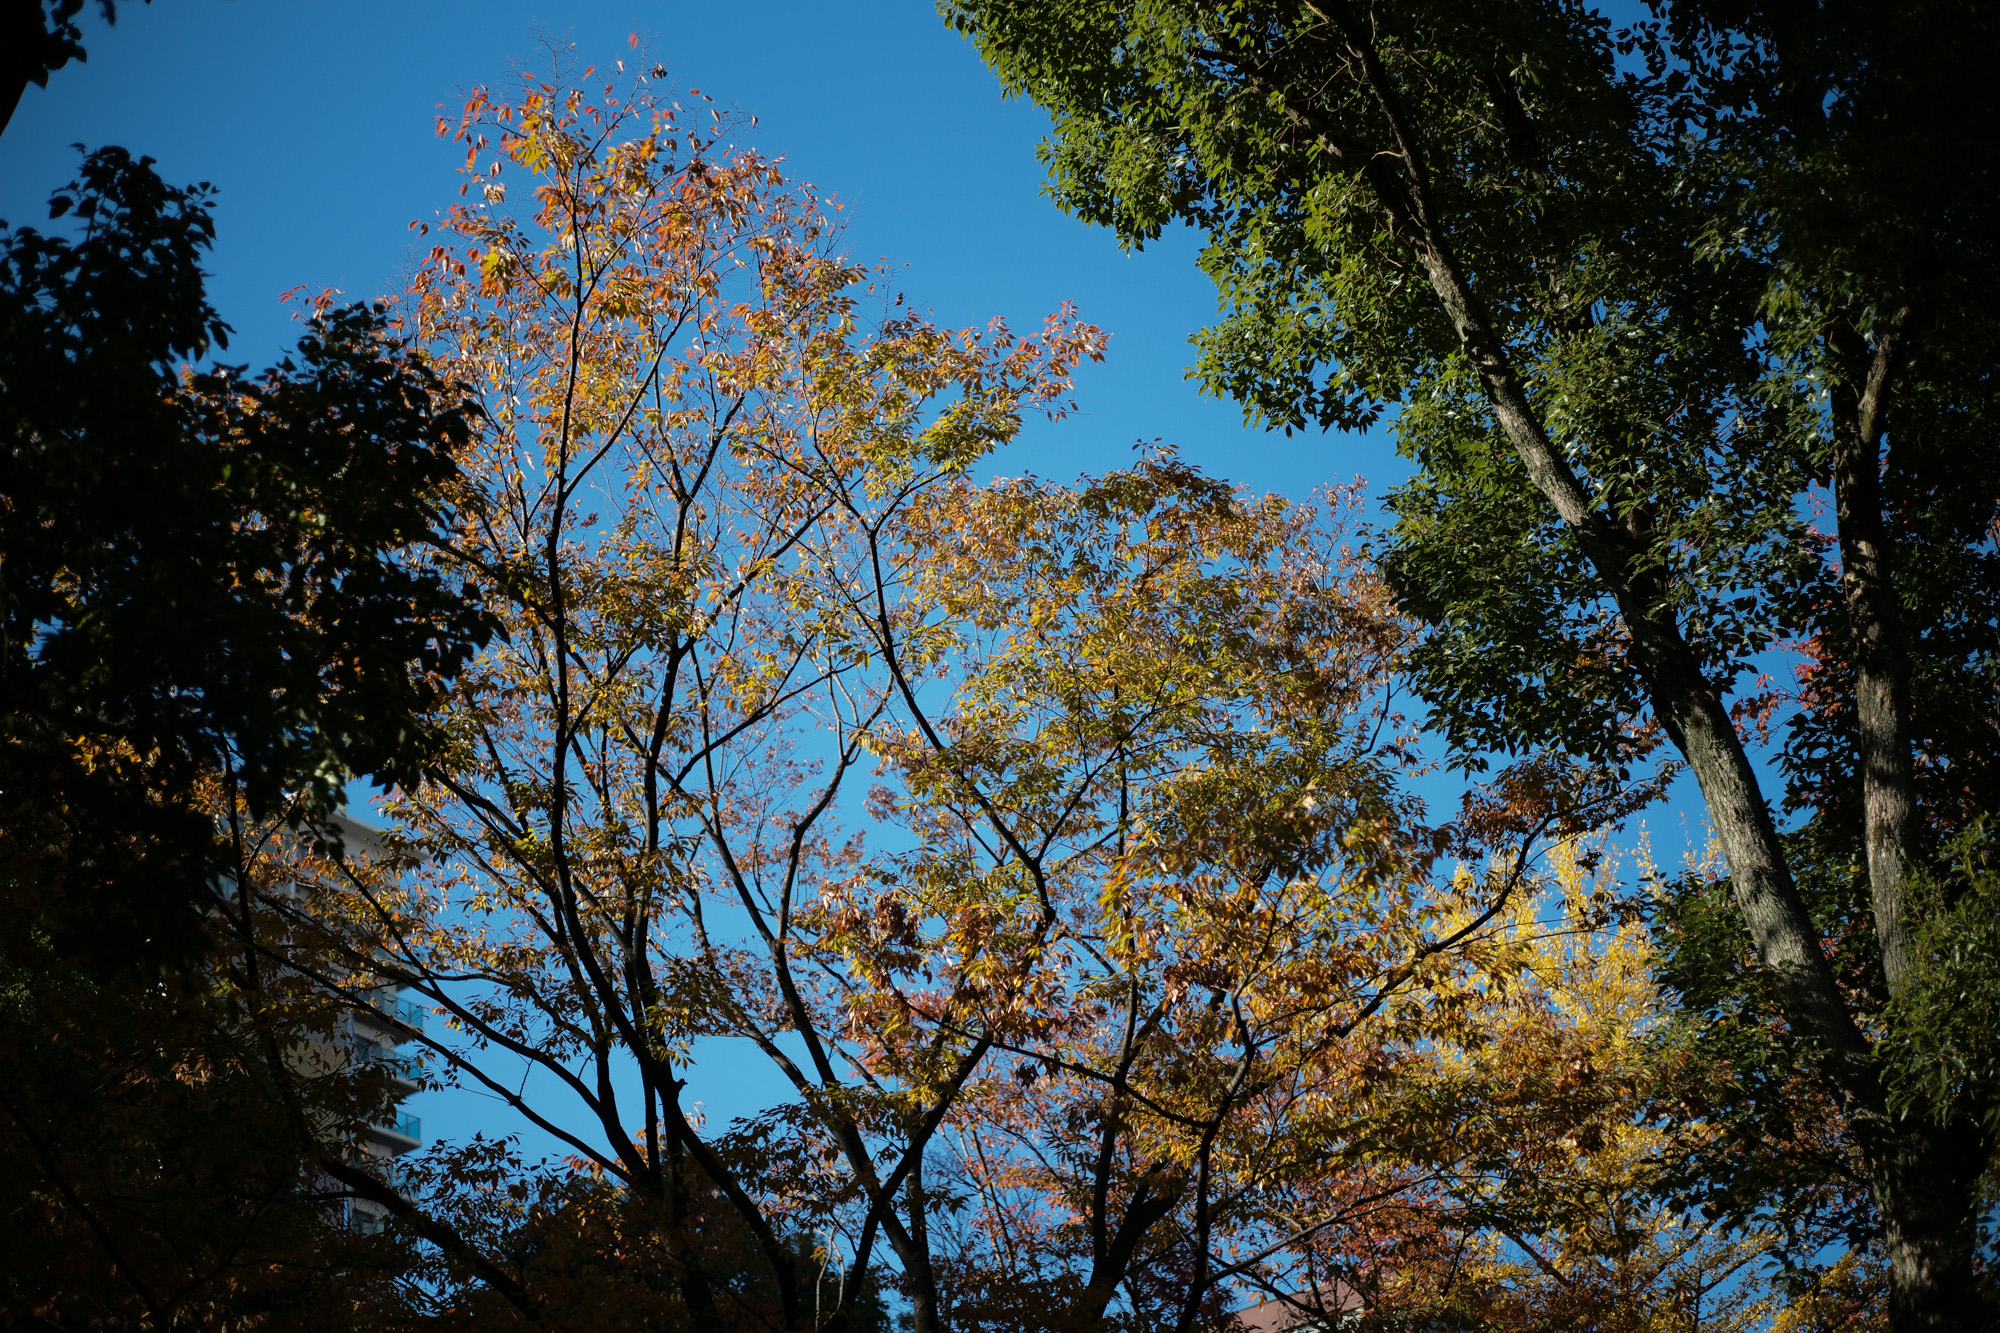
[
  {"x1": 1829, "y1": 307, "x2": 1920, "y2": 994},
  {"x1": 1402, "y1": 231, "x2": 1877, "y2": 1072},
  {"x1": 884, "y1": 1227, "x2": 941, "y2": 1333},
  {"x1": 1824, "y1": 308, "x2": 1991, "y2": 1329},
  {"x1": 0, "y1": 0, "x2": 46, "y2": 140},
  {"x1": 906, "y1": 1159, "x2": 942, "y2": 1333},
  {"x1": 656, "y1": 1097, "x2": 723, "y2": 1331},
  {"x1": 1074, "y1": 1163, "x2": 1177, "y2": 1329}
]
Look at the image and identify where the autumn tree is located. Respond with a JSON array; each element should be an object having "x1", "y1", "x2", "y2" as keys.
[
  {"x1": 876, "y1": 468, "x2": 1580, "y2": 1333},
  {"x1": 263, "y1": 55, "x2": 1108, "y2": 1332},
  {"x1": 1356, "y1": 836, "x2": 1915, "y2": 1332},
  {"x1": 245, "y1": 55, "x2": 1637, "y2": 1333},
  {"x1": 1358, "y1": 841, "x2": 1784, "y2": 1333},
  {"x1": 939, "y1": 1, "x2": 2000, "y2": 1326},
  {"x1": 907, "y1": 743, "x2": 1709, "y2": 1331}
]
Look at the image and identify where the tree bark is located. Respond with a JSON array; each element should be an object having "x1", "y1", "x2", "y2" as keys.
[
  {"x1": 1868, "y1": 1118, "x2": 1984, "y2": 1331},
  {"x1": 1828, "y1": 307, "x2": 1920, "y2": 994},
  {"x1": 1823, "y1": 307, "x2": 1989, "y2": 1329},
  {"x1": 1077, "y1": 1165, "x2": 1178, "y2": 1327},
  {"x1": 897, "y1": 1157, "x2": 944, "y2": 1333}
]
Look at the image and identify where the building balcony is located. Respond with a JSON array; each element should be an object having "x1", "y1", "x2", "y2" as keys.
[
  {"x1": 366, "y1": 1110, "x2": 421, "y2": 1154},
  {"x1": 388, "y1": 995, "x2": 426, "y2": 1031},
  {"x1": 359, "y1": 1041, "x2": 421, "y2": 1089},
  {"x1": 354, "y1": 991, "x2": 426, "y2": 1043}
]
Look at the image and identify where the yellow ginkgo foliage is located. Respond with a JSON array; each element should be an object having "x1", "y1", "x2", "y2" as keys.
[{"x1": 1337, "y1": 837, "x2": 1890, "y2": 1333}]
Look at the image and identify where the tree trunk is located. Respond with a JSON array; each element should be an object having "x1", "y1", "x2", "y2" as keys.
[
  {"x1": 1868, "y1": 1116, "x2": 1984, "y2": 1330},
  {"x1": 1829, "y1": 307, "x2": 1921, "y2": 996},
  {"x1": 1819, "y1": 309, "x2": 1991, "y2": 1328},
  {"x1": 882, "y1": 1162, "x2": 943, "y2": 1333}
]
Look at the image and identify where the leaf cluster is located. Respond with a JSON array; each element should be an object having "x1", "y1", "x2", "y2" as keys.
[{"x1": 0, "y1": 147, "x2": 495, "y2": 969}]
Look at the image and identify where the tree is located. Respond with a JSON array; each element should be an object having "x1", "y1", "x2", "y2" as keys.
[
  {"x1": 255, "y1": 57, "x2": 1607, "y2": 1332},
  {"x1": 1370, "y1": 840, "x2": 1784, "y2": 1333},
  {"x1": 917, "y1": 786, "x2": 1799, "y2": 1333},
  {"x1": 861, "y1": 463, "x2": 1438, "y2": 1333},
  {"x1": 290, "y1": 57, "x2": 1107, "y2": 1332},
  {"x1": 0, "y1": 145, "x2": 495, "y2": 1323},
  {"x1": 877, "y1": 473, "x2": 1634, "y2": 1333},
  {"x1": 0, "y1": 147, "x2": 494, "y2": 970},
  {"x1": 0, "y1": 1, "x2": 145, "y2": 138},
  {"x1": 938, "y1": 1, "x2": 2000, "y2": 1325}
]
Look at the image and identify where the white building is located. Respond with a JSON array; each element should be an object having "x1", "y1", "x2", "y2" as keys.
[
  {"x1": 311, "y1": 814, "x2": 426, "y2": 1233},
  {"x1": 346, "y1": 976, "x2": 424, "y2": 1231}
]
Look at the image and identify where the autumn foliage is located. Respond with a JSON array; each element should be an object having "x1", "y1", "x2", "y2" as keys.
[{"x1": 86, "y1": 49, "x2": 1875, "y2": 1333}]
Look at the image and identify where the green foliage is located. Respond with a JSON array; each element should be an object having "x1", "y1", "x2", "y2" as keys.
[
  {"x1": 1646, "y1": 817, "x2": 2000, "y2": 1279},
  {"x1": 0, "y1": 147, "x2": 495, "y2": 968},
  {"x1": 940, "y1": 0, "x2": 2000, "y2": 777},
  {"x1": 1880, "y1": 817, "x2": 2000, "y2": 1136},
  {"x1": 1646, "y1": 847, "x2": 1880, "y2": 1267},
  {"x1": 944, "y1": 0, "x2": 2000, "y2": 1316}
]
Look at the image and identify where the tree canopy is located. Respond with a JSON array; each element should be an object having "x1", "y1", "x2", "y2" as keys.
[
  {"x1": 8, "y1": 10, "x2": 1997, "y2": 1327},
  {"x1": 235, "y1": 62, "x2": 1719, "y2": 1333},
  {"x1": 939, "y1": 0, "x2": 2000, "y2": 1327},
  {"x1": 0, "y1": 147, "x2": 494, "y2": 966}
]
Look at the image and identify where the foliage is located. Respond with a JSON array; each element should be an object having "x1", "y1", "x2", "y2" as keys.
[
  {"x1": 0, "y1": 147, "x2": 494, "y2": 969},
  {"x1": 1382, "y1": 842, "x2": 1782, "y2": 1332},
  {"x1": 938, "y1": 0, "x2": 2000, "y2": 1322},
  {"x1": 0, "y1": 141, "x2": 493, "y2": 1326},
  {"x1": 243, "y1": 53, "x2": 1669, "y2": 1332},
  {"x1": 0, "y1": 814, "x2": 424, "y2": 1329},
  {"x1": 418, "y1": 1160, "x2": 897, "y2": 1332},
  {"x1": 1878, "y1": 818, "x2": 2000, "y2": 1137},
  {"x1": 876, "y1": 463, "x2": 1447, "y2": 1332},
  {"x1": 0, "y1": 1, "x2": 145, "y2": 137},
  {"x1": 1648, "y1": 843, "x2": 1880, "y2": 1268},
  {"x1": 938, "y1": 0, "x2": 1999, "y2": 776}
]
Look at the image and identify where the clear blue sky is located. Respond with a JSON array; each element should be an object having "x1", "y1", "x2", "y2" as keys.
[{"x1": 1, "y1": 0, "x2": 1714, "y2": 1165}]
